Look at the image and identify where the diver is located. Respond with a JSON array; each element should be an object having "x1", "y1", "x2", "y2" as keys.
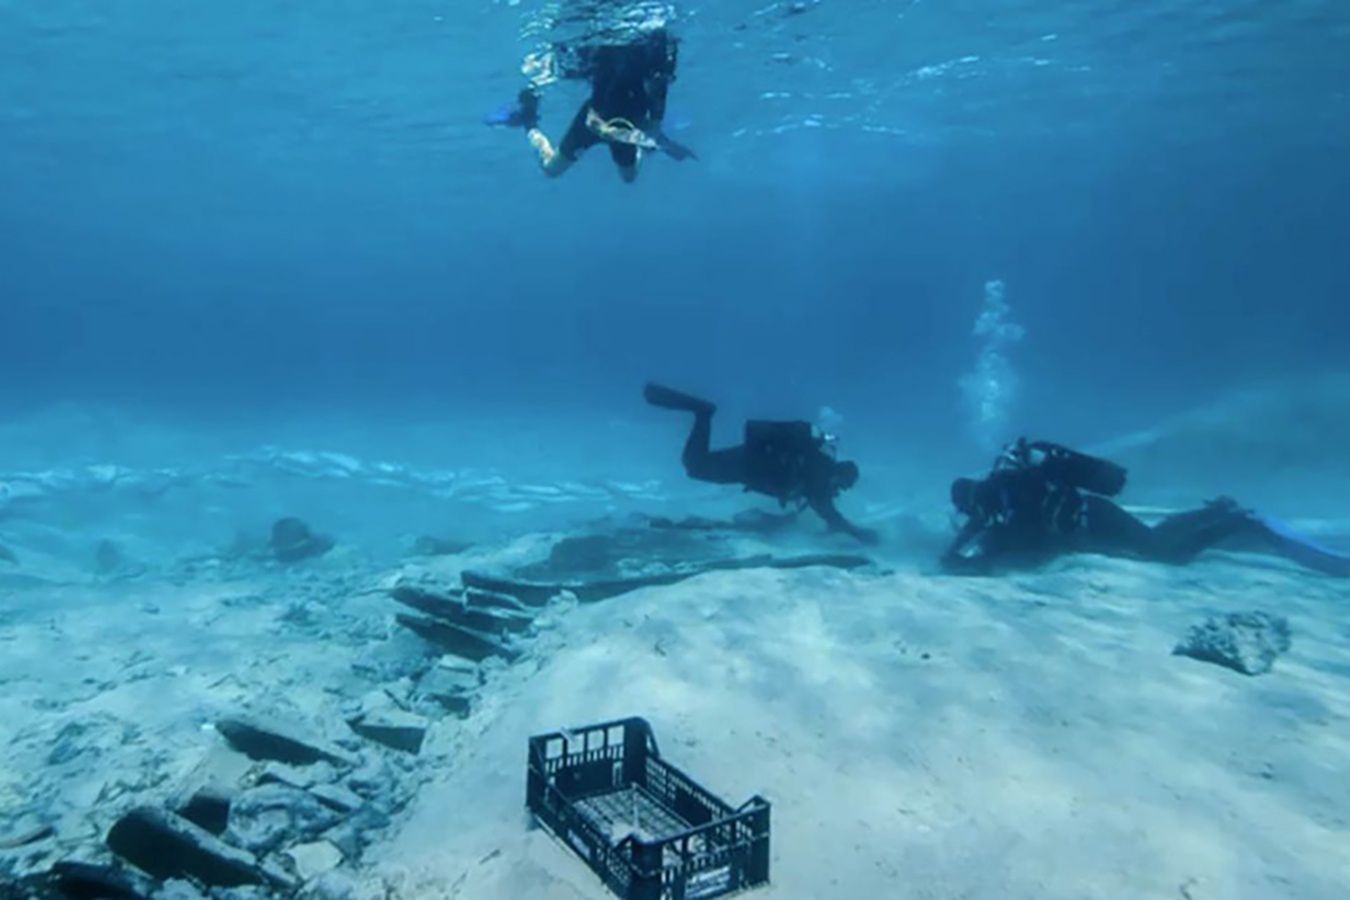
[
  {"x1": 487, "y1": 27, "x2": 696, "y2": 181},
  {"x1": 943, "y1": 437, "x2": 1350, "y2": 576},
  {"x1": 644, "y1": 383, "x2": 877, "y2": 544}
]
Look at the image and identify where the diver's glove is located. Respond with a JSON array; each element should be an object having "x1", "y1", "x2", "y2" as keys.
[{"x1": 484, "y1": 89, "x2": 541, "y2": 130}]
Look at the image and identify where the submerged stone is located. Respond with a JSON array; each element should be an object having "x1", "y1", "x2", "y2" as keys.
[
  {"x1": 411, "y1": 536, "x2": 474, "y2": 557},
  {"x1": 95, "y1": 540, "x2": 125, "y2": 574},
  {"x1": 463, "y1": 588, "x2": 529, "y2": 613},
  {"x1": 106, "y1": 807, "x2": 270, "y2": 888},
  {"x1": 347, "y1": 710, "x2": 428, "y2": 756},
  {"x1": 460, "y1": 571, "x2": 559, "y2": 607},
  {"x1": 226, "y1": 785, "x2": 341, "y2": 856},
  {"x1": 395, "y1": 614, "x2": 520, "y2": 664},
  {"x1": 153, "y1": 879, "x2": 209, "y2": 900},
  {"x1": 215, "y1": 718, "x2": 357, "y2": 768},
  {"x1": 390, "y1": 586, "x2": 463, "y2": 620},
  {"x1": 415, "y1": 664, "x2": 480, "y2": 718},
  {"x1": 282, "y1": 841, "x2": 343, "y2": 882},
  {"x1": 1173, "y1": 611, "x2": 1292, "y2": 676},
  {"x1": 270, "y1": 518, "x2": 334, "y2": 564},
  {"x1": 258, "y1": 762, "x2": 330, "y2": 791},
  {"x1": 44, "y1": 861, "x2": 154, "y2": 900},
  {"x1": 309, "y1": 784, "x2": 364, "y2": 816},
  {"x1": 178, "y1": 787, "x2": 233, "y2": 836},
  {"x1": 0, "y1": 820, "x2": 54, "y2": 850}
]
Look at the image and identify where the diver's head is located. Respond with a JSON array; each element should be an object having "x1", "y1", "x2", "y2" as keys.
[
  {"x1": 950, "y1": 477, "x2": 979, "y2": 515},
  {"x1": 832, "y1": 460, "x2": 860, "y2": 493}
]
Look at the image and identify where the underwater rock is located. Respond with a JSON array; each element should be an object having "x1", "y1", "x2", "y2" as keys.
[
  {"x1": 308, "y1": 785, "x2": 364, "y2": 816},
  {"x1": 346, "y1": 707, "x2": 428, "y2": 756},
  {"x1": 389, "y1": 586, "x2": 463, "y2": 620},
  {"x1": 463, "y1": 588, "x2": 529, "y2": 613},
  {"x1": 0, "y1": 818, "x2": 55, "y2": 850},
  {"x1": 460, "y1": 571, "x2": 559, "y2": 607},
  {"x1": 95, "y1": 540, "x2": 127, "y2": 574},
  {"x1": 493, "y1": 551, "x2": 874, "y2": 605},
  {"x1": 215, "y1": 719, "x2": 357, "y2": 768},
  {"x1": 350, "y1": 632, "x2": 436, "y2": 684},
  {"x1": 520, "y1": 527, "x2": 728, "y2": 581},
  {"x1": 446, "y1": 603, "x2": 533, "y2": 636},
  {"x1": 568, "y1": 552, "x2": 874, "y2": 602},
  {"x1": 282, "y1": 841, "x2": 343, "y2": 882},
  {"x1": 257, "y1": 762, "x2": 328, "y2": 792},
  {"x1": 0, "y1": 542, "x2": 17, "y2": 565},
  {"x1": 414, "y1": 662, "x2": 481, "y2": 718},
  {"x1": 395, "y1": 614, "x2": 521, "y2": 664},
  {"x1": 342, "y1": 758, "x2": 397, "y2": 804},
  {"x1": 225, "y1": 785, "x2": 340, "y2": 856},
  {"x1": 269, "y1": 518, "x2": 334, "y2": 564},
  {"x1": 153, "y1": 879, "x2": 209, "y2": 900},
  {"x1": 540, "y1": 534, "x2": 622, "y2": 574},
  {"x1": 27, "y1": 861, "x2": 156, "y2": 900},
  {"x1": 179, "y1": 788, "x2": 233, "y2": 836},
  {"x1": 392, "y1": 586, "x2": 533, "y2": 636},
  {"x1": 319, "y1": 806, "x2": 390, "y2": 863},
  {"x1": 106, "y1": 807, "x2": 271, "y2": 888},
  {"x1": 304, "y1": 870, "x2": 360, "y2": 900},
  {"x1": 411, "y1": 536, "x2": 473, "y2": 557},
  {"x1": 46, "y1": 720, "x2": 101, "y2": 767},
  {"x1": 1173, "y1": 611, "x2": 1292, "y2": 676}
]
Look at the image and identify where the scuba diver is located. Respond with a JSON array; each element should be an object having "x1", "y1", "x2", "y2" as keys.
[
  {"x1": 487, "y1": 27, "x2": 696, "y2": 181},
  {"x1": 644, "y1": 383, "x2": 877, "y2": 544},
  {"x1": 943, "y1": 438, "x2": 1350, "y2": 576}
]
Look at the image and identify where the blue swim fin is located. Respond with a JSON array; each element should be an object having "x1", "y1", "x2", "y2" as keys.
[
  {"x1": 1255, "y1": 515, "x2": 1350, "y2": 577},
  {"x1": 484, "y1": 89, "x2": 541, "y2": 129}
]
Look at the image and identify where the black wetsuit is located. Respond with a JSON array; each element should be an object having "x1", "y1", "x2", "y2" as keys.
[
  {"x1": 680, "y1": 408, "x2": 870, "y2": 541},
  {"x1": 943, "y1": 446, "x2": 1264, "y2": 574},
  {"x1": 558, "y1": 33, "x2": 675, "y2": 166}
]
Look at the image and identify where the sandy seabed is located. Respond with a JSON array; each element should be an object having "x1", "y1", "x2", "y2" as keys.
[
  {"x1": 2, "y1": 470, "x2": 1348, "y2": 900},
  {"x1": 376, "y1": 554, "x2": 1350, "y2": 900}
]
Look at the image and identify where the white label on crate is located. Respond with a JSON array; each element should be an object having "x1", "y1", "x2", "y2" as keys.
[{"x1": 686, "y1": 866, "x2": 732, "y2": 899}]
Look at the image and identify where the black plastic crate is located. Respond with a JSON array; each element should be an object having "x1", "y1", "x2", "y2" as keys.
[{"x1": 527, "y1": 717, "x2": 771, "y2": 900}]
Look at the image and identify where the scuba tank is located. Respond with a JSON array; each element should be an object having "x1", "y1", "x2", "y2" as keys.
[
  {"x1": 995, "y1": 439, "x2": 1128, "y2": 497},
  {"x1": 743, "y1": 420, "x2": 821, "y2": 504}
]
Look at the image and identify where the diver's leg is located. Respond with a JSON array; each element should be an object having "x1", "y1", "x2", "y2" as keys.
[
  {"x1": 528, "y1": 103, "x2": 596, "y2": 177},
  {"x1": 680, "y1": 405, "x2": 714, "y2": 472},
  {"x1": 681, "y1": 414, "x2": 748, "y2": 485},
  {"x1": 644, "y1": 383, "x2": 715, "y2": 414},
  {"x1": 644, "y1": 383, "x2": 743, "y2": 483},
  {"x1": 1148, "y1": 500, "x2": 1259, "y2": 563},
  {"x1": 527, "y1": 129, "x2": 573, "y2": 177},
  {"x1": 610, "y1": 142, "x2": 639, "y2": 183},
  {"x1": 1081, "y1": 496, "x2": 1158, "y2": 558}
]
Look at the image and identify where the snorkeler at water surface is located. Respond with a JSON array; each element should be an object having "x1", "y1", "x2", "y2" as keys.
[
  {"x1": 487, "y1": 25, "x2": 696, "y2": 180},
  {"x1": 943, "y1": 438, "x2": 1350, "y2": 577},
  {"x1": 645, "y1": 383, "x2": 877, "y2": 544}
]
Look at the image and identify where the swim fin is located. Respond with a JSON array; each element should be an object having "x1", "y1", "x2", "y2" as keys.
[
  {"x1": 484, "y1": 89, "x2": 540, "y2": 129},
  {"x1": 1254, "y1": 515, "x2": 1350, "y2": 577},
  {"x1": 644, "y1": 383, "x2": 715, "y2": 415},
  {"x1": 654, "y1": 131, "x2": 698, "y2": 161}
]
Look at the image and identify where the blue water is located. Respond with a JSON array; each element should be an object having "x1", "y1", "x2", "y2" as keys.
[
  {"x1": 4, "y1": 8, "x2": 1350, "y2": 895},
  {"x1": 2, "y1": 0, "x2": 1349, "y2": 515}
]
